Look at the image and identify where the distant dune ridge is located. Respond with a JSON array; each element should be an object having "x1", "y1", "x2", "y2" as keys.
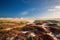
[
  {"x1": 0, "y1": 18, "x2": 60, "y2": 22},
  {"x1": 0, "y1": 18, "x2": 34, "y2": 23}
]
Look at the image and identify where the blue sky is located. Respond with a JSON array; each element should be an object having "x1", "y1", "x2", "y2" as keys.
[{"x1": 0, "y1": 0, "x2": 60, "y2": 18}]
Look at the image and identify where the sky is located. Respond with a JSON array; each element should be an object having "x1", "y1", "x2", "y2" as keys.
[{"x1": 0, "y1": 0, "x2": 60, "y2": 18}]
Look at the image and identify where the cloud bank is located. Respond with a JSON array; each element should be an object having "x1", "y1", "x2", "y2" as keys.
[{"x1": 44, "y1": 6, "x2": 60, "y2": 18}]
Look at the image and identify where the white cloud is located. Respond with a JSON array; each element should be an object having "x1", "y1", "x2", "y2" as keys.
[
  {"x1": 48, "y1": 9, "x2": 56, "y2": 11},
  {"x1": 55, "y1": 6, "x2": 60, "y2": 9},
  {"x1": 21, "y1": 11, "x2": 28, "y2": 16},
  {"x1": 20, "y1": 8, "x2": 36, "y2": 16},
  {"x1": 48, "y1": 6, "x2": 60, "y2": 11},
  {"x1": 44, "y1": 6, "x2": 60, "y2": 18}
]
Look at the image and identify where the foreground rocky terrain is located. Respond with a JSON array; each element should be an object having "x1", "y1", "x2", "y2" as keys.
[
  {"x1": 0, "y1": 23, "x2": 60, "y2": 40},
  {"x1": 0, "y1": 18, "x2": 60, "y2": 40}
]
